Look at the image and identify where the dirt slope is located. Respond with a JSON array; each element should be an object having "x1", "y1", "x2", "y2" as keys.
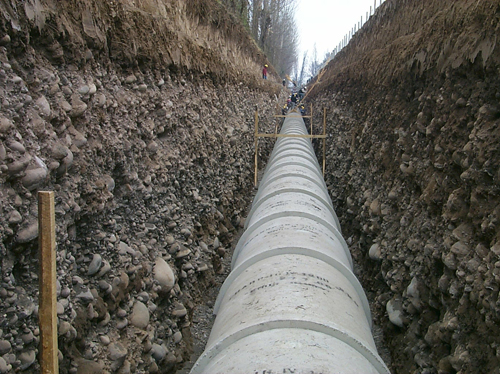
[{"x1": 309, "y1": 0, "x2": 500, "y2": 373}]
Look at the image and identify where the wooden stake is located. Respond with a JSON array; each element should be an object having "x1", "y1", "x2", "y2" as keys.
[
  {"x1": 38, "y1": 191, "x2": 59, "y2": 374},
  {"x1": 310, "y1": 104, "x2": 313, "y2": 137},
  {"x1": 323, "y1": 108, "x2": 327, "y2": 176},
  {"x1": 254, "y1": 110, "x2": 259, "y2": 187}
]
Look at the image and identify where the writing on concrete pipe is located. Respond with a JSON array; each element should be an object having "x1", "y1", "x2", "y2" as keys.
[{"x1": 190, "y1": 113, "x2": 390, "y2": 374}]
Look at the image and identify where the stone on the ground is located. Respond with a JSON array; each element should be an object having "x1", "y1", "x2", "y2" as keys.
[
  {"x1": 154, "y1": 257, "x2": 175, "y2": 292},
  {"x1": 130, "y1": 301, "x2": 149, "y2": 329}
]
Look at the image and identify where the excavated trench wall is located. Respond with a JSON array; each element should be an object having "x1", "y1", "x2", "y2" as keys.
[
  {"x1": 0, "y1": 0, "x2": 284, "y2": 373},
  {"x1": 308, "y1": 0, "x2": 500, "y2": 373}
]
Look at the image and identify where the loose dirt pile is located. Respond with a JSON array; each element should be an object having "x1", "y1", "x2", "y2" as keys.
[{"x1": 309, "y1": 0, "x2": 500, "y2": 373}]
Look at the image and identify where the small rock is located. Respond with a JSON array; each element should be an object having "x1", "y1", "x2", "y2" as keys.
[
  {"x1": 108, "y1": 342, "x2": 128, "y2": 362},
  {"x1": 16, "y1": 221, "x2": 38, "y2": 243},
  {"x1": 57, "y1": 149, "x2": 73, "y2": 175},
  {"x1": 166, "y1": 352, "x2": 177, "y2": 364},
  {"x1": 0, "y1": 356, "x2": 11, "y2": 373},
  {"x1": 130, "y1": 301, "x2": 149, "y2": 329},
  {"x1": 149, "y1": 362, "x2": 159, "y2": 373},
  {"x1": 75, "y1": 359, "x2": 105, "y2": 374},
  {"x1": 76, "y1": 289, "x2": 94, "y2": 304},
  {"x1": 88, "y1": 83, "x2": 97, "y2": 95},
  {"x1": 147, "y1": 141, "x2": 158, "y2": 153},
  {"x1": 98, "y1": 280, "x2": 111, "y2": 291},
  {"x1": 386, "y1": 298, "x2": 405, "y2": 327},
  {"x1": 7, "y1": 140, "x2": 25, "y2": 153},
  {"x1": 154, "y1": 257, "x2": 175, "y2": 292},
  {"x1": 60, "y1": 100, "x2": 72, "y2": 112},
  {"x1": 51, "y1": 143, "x2": 70, "y2": 159},
  {"x1": 176, "y1": 248, "x2": 191, "y2": 259},
  {"x1": 150, "y1": 344, "x2": 167, "y2": 361},
  {"x1": 97, "y1": 261, "x2": 111, "y2": 277},
  {"x1": 173, "y1": 331, "x2": 182, "y2": 344},
  {"x1": 36, "y1": 96, "x2": 51, "y2": 117},
  {"x1": 21, "y1": 167, "x2": 48, "y2": 190},
  {"x1": 18, "y1": 349, "x2": 36, "y2": 370},
  {"x1": 58, "y1": 321, "x2": 71, "y2": 336},
  {"x1": 213, "y1": 237, "x2": 220, "y2": 250},
  {"x1": 455, "y1": 98, "x2": 467, "y2": 108},
  {"x1": 72, "y1": 129, "x2": 87, "y2": 148},
  {"x1": 369, "y1": 243, "x2": 382, "y2": 260},
  {"x1": 125, "y1": 75, "x2": 137, "y2": 84},
  {"x1": 69, "y1": 95, "x2": 88, "y2": 117},
  {"x1": 7, "y1": 154, "x2": 31, "y2": 175},
  {"x1": 166, "y1": 352, "x2": 177, "y2": 365},
  {"x1": 400, "y1": 163, "x2": 415, "y2": 176},
  {"x1": 118, "y1": 360, "x2": 131, "y2": 374},
  {"x1": 491, "y1": 243, "x2": 500, "y2": 256},
  {"x1": 61, "y1": 287, "x2": 71, "y2": 298},
  {"x1": 138, "y1": 84, "x2": 147, "y2": 92},
  {"x1": 171, "y1": 302, "x2": 187, "y2": 317},
  {"x1": 0, "y1": 117, "x2": 13, "y2": 133},
  {"x1": 0, "y1": 340, "x2": 11, "y2": 355},
  {"x1": 0, "y1": 143, "x2": 6, "y2": 160},
  {"x1": 94, "y1": 93, "x2": 106, "y2": 107},
  {"x1": 99, "y1": 335, "x2": 111, "y2": 345},
  {"x1": 197, "y1": 263, "x2": 209, "y2": 272},
  {"x1": 20, "y1": 331, "x2": 34, "y2": 345},
  {"x1": 57, "y1": 302, "x2": 65, "y2": 315},
  {"x1": 118, "y1": 241, "x2": 135, "y2": 255},
  {"x1": 180, "y1": 228, "x2": 191, "y2": 238},
  {"x1": 450, "y1": 241, "x2": 469, "y2": 257},
  {"x1": 116, "y1": 319, "x2": 128, "y2": 330},
  {"x1": 7, "y1": 210, "x2": 22, "y2": 225},
  {"x1": 78, "y1": 85, "x2": 90, "y2": 95},
  {"x1": 369, "y1": 199, "x2": 381, "y2": 216},
  {"x1": 0, "y1": 35, "x2": 10, "y2": 46},
  {"x1": 88, "y1": 254, "x2": 102, "y2": 276},
  {"x1": 137, "y1": 291, "x2": 149, "y2": 303}
]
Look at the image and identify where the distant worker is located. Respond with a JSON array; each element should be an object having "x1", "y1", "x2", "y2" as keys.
[
  {"x1": 299, "y1": 86, "x2": 307, "y2": 101},
  {"x1": 262, "y1": 64, "x2": 268, "y2": 79},
  {"x1": 299, "y1": 104, "x2": 306, "y2": 116},
  {"x1": 282, "y1": 104, "x2": 288, "y2": 115},
  {"x1": 282, "y1": 78, "x2": 286, "y2": 87}
]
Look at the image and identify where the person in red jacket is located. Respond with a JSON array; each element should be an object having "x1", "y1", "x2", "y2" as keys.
[{"x1": 262, "y1": 64, "x2": 268, "y2": 79}]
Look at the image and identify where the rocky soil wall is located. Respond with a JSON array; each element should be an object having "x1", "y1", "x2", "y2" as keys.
[
  {"x1": 309, "y1": 0, "x2": 500, "y2": 373},
  {"x1": 0, "y1": 0, "x2": 283, "y2": 373}
]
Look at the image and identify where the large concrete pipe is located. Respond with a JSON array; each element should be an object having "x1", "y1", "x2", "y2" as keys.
[{"x1": 190, "y1": 113, "x2": 390, "y2": 374}]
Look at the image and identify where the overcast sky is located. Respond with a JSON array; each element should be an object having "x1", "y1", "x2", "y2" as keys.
[{"x1": 296, "y1": 0, "x2": 385, "y2": 61}]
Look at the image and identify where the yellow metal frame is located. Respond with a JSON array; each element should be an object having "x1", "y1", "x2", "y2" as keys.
[{"x1": 254, "y1": 107, "x2": 328, "y2": 186}]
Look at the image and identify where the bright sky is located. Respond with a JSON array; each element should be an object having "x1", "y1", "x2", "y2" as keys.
[{"x1": 296, "y1": 0, "x2": 385, "y2": 61}]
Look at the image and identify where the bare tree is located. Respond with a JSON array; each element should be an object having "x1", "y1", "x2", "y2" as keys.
[
  {"x1": 309, "y1": 43, "x2": 320, "y2": 78},
  {"x1": 293, "y1": 50, "x2": 307, "y2": 87},
  {"x1": 219, "y1": 0, "x2": 250, "y2": 25},
  {"x1": 244, "y1": 0, "x2": 299, "y2": 77}
]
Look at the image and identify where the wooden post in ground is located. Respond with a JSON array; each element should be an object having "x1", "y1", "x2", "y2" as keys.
[
  {"x1": 254, "y1": 110, "x2": 259, "y2": 187},
  {"x1": 323, "y1": 108, "x2": 327, "y2": 176},
  {"x1": 310, "y1": 104, "x2": 313, "y2": 136},
  {"x1": 38, "y1": 191, "x2": 59, "y2": 374}
]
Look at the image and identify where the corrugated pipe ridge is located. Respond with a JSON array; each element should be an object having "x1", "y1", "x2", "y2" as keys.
[{"x1": 190, "y1": 113, "x2": 390, "y2": 374}]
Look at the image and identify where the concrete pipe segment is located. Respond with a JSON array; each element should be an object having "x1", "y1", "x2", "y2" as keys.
[{"x1": 190, "y1": 113, "x2": 390, "y2": 374}]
